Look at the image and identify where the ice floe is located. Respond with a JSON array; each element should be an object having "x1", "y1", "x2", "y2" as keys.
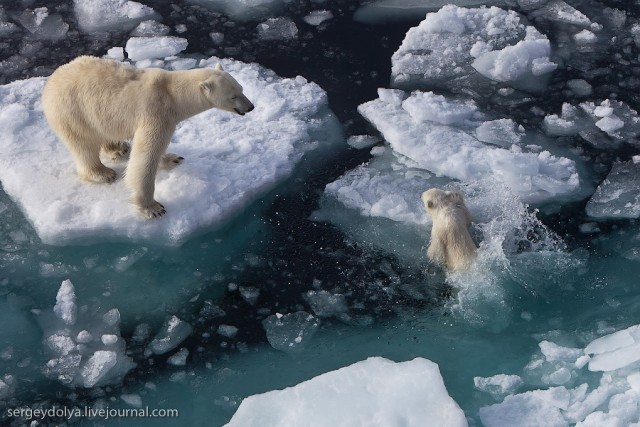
[
  {"x1": 225, "y1": 357, "x2": 467, "y2": 427},
  {"x1": 480, "y1": 323, "x2": 640, "y2": 426},
  {"x1": 73, "y1": 0, "x2": 158, "y2": 33},
  {"x1": 0, "y1": 50, "x2": 341, "y2": 245},
  {"x1": 391, "y1": 5, "x2": 557, "y2": 91},
  {"x1": 358, "y1": 89, "x2": 581, "y2": 204}
]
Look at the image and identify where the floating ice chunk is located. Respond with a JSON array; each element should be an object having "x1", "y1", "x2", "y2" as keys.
[
  {"x1": 532, "y1": 0, "x2": 591, "y2": 27},
  {"x1": 148, "y1": 316, "x2": 193, "y2": 355},
  {"x1": 586, "y1": 161, "x2": 640, "y2": 220},
  {"x1": 131, "y1": 20, "x2": 170, "y2": 37},
  {"x1": 359, "y1": 90, "x2": 581, "y2": 203},
  {"x1": 186, "y1": 0, "x2": 287, "y2": 22},
  {"x1": 391, "y1": 5, "x2": 553, "y2": 91},
  {"x1": 0, "y1": 56, "x2": 341, "y2": 245},
  {"x1": 303, "y1": 290, "x2": 348, "y2": 318},
  {"x1": 566, "y1": 79, "x2": 592, "y2": 97},
  {"x1": 81, "y1": 351, "x2": 118, "y2": 387},
  {"x1": 475, "y1": 119, "x2": 524, "y2": 147},
  {"x1": 262, "y1": 311, "x2": 320, "y2": 353},
  {"x1": 106, "y1": 47, "x2": 125, "y2": 61},
  {"x1": 539, "y1": 340, "x2": 582, "y2": 362},
  {"x1": 121, "y1": 393, "x2": 143, "y2": 407},
  {"x1": 347, "y1": 135, "x2": 379, "y2": 150},
  {"x1": 472, "y1": 35, "x2": 557, "y2": 90},
  {"x1": 54, "y1": 279, "x2": 77, "y2": 326},
  {"x1": 167, "y1": 348, "x2": 189, "y2": 366},
  {"x1": 17, "y1": 8, "x2": 69, "y2": 40},
  {"x1": 595, "y1": 116, "x2": 624, "y2": 133},
  {"x1": 303, "y1": 10, "x2": 333, "y2": 26},
  {"x1": 76, "y1": 330, "x2": 93, "y2": 343},
  {"x1": 0, "y1": 376, "x2": 15, "y2": 400},
  {"x1": 480, "y1": 387, "x2": 572, "y2": 427},
  {"x1": 225, "y1": 357, "x2": 467, "y2": 427},
  {"x1": 125, "y1": 36, "x2": 188, "y2": 61},
  {"x1": 238, "y1": 286, "x2": 260, "y2": 305},
  {"x1": 217, "y1": 324, "x2": 238, "y2": 338},
  {"x1": 474, "y1": 374, "x2": 524, "y2": 399},
  {"x1": 257, "y1": 17, "x2": 298, "y2": 41},
  {"x1": 40, "y1": 280, "x2": 136, "y2": 388},
  {"x1": 402, "y1": 91, "x2": 477, "y2": 125},
  {"x1": 73, "y1": 0, "x2": 158, "y2": 33},
  {"x1": 574, "y1": 30, "x2": 597, "y2": 44},
  {"x1": 102, "y1": 308, "x2": 121, "y2": 326}
]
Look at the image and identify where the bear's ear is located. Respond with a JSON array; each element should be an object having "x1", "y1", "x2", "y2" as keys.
[
  {"x1": 215, "y1": 63, "x2": 224, "y2": 71},
  {"x1": 199, "y1": 81, "x2": 214, "y2": 94},
  {"x1": 446, "y1": 191, "x2": 464, "y2": 203}
]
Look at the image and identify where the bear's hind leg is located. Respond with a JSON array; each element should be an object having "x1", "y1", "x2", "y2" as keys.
[
  {"x1": 101, "y1": 141, "x2": 130, "y2": 162},
  {"x1": 60, "y1": 129, "x2": 117, "y2": 183}
]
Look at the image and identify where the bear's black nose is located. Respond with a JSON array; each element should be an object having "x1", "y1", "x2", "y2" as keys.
[{"x1": 247, "y1": 104, "x2": 255, "y2": 113}]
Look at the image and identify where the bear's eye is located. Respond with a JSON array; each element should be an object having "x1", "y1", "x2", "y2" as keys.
[{"x1": 427, "y1": 200, "x2": 434, "y2": 209}]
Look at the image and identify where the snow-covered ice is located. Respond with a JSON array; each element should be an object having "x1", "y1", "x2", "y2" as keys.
[
  {"x1": 391, "y1": 5, "x2": 556, "y2": 91},
  {"x1": 225, "y1": 357, "x2": 467, "y2": 427},
  {"x1": 480, "y1": 322, "x2": 640, "y2": 426},
  {"x1": 358, "y1": 89, "x2": 581, "y2": 204},
  {"x1": 0, "y1": 55, "x2": 341, "y2": 245}
]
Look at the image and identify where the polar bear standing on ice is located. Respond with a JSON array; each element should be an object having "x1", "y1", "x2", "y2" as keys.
[
  {"x1": 41, "y1": 56, "x2": 254, "y2": 219},
  {"x1": 422, "y1": 188, "x2": 477, "y2": 271}
]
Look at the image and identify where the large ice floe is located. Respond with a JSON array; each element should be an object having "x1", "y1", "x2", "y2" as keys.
[
  {"x1": 479, "y1": 323, "x2": 640, "y2": 426},
  {"x1": 391, "y1": 5, "x2": 557, "y2": 91},
  {"x1": 225, "y1": 357, "x2": 468, "y2": 427},
  {"x1": 0, "y1": 41, "x2": 341, "y2": 246},
  {"x1": 358, "y1": 89, "x2": 581, "y2": 204},
  {"x1": 586, "y1": 160, "x2": 640, "y2": 220}
]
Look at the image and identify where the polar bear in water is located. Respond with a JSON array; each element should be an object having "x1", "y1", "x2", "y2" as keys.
[
  {"x1": 42, "y1": 56, "x2": 254, "y2": 219},
  {"x1": 422, "y1": 188, "x2": 477, "y2": 271}
]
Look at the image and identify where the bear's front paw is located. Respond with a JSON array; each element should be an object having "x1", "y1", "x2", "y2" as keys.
[
  {"x1": 160, "y1": 153, "x2": 184, "y2": 169},
  {"x1": 102, "y1": 141, "x2": 130, "y2": 161},
  {"x1": 137, "y1": 201, "x2": 166, "y2": 219}
]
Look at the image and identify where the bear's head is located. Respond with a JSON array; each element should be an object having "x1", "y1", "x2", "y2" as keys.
[
  {"x1": 421, "y1": 188, "x2": 465, "y2": 215},
  {"x1": 199, "y1": 64, "x2": 254, "y2": 116}
]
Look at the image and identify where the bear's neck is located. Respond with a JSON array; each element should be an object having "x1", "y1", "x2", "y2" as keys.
[{"x1": 166, "y1": 69, "x2": 214, "y2": 122}]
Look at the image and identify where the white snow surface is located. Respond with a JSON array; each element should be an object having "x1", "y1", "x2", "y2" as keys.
[
  {"x1": 73, "y1": 0, "x2": 158, "y2": 33},
  {"x1": 480, "y1": 322, "x2": 640, "y2": 426},
  {"x1": 0, "y1": 55, "x2": 340, "y2": 245},
  {"x1": 391, "y1": 5, "x2": 555, "y2": 91},
  {"x1": 225, "y1": 357, "x2": 468, "y2": 427},
  {"x1": 358, "y1": 89, "x2": 580, "y2": 204}
]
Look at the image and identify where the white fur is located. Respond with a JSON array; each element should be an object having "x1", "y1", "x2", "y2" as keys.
[
  {"x1": 422, "y1": 188, "x2": 477, "y2": 271},
  {"x1": 41, "y1": 56, "x2": 254, "y2": 219}
]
